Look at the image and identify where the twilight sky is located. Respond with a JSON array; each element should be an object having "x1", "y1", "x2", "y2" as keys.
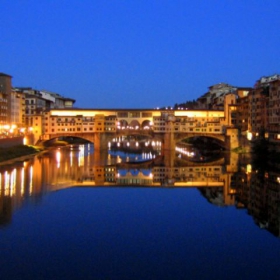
[{"x1": 1, "y1": 0, "x2": 279, "y2": 109}]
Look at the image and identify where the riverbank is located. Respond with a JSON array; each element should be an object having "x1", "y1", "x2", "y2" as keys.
[
  {"x1": 0, "y1": 137, "x2": 78, "y2": 165},
  {"x1": 0, "y1": 145, "x2": 43, "y2": 166}
]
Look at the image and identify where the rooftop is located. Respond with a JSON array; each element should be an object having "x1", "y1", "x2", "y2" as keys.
[{"x1": 0, "y1": 72, "x2": 12, "y2": 78}]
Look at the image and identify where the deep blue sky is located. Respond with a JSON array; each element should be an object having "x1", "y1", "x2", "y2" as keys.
[{"x1": 1, "y1": 0, "x2": 279, "y2": 108}]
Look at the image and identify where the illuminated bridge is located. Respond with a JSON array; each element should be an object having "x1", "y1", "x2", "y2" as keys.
[{"x1": 37, "y1": 105, "x2": 239, "y2": 150}]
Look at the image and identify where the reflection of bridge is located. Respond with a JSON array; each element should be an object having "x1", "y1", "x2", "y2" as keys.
[
  {"x1": 0, "y1": 160, "x2": 234, "y2": 227},
  {"x1": 38, "y1": 105, "x2": 239, "y2": 150},
  {"x1": 45, "y1": 163, "x2": 236, "y2": 207},
  {"x1": 42, "y1": 149, "x2": 237, "y2": 207},
  {"x1": 2, "y1": 151, "x2": 280, "y2": 237},
  {"x1": 0, "y1": 147, "x2": 239, "y2": 227}
]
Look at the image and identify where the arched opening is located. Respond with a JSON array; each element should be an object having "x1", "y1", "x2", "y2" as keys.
[
  {"x1": 117, "y1": 120, "x2": 128, "y2": 129},
  {"x1": 129, "y1": 120, "x2": 140, "y2": 129},
  {"x1": 176, "y1": 136, "x2": 224, "y2": 162},
  {"x1": 42, "y1": 136, "x2": 93, "y2": 148},
  {"x1": 141, "y1": 120, "x2": 152, "y2": 130}
]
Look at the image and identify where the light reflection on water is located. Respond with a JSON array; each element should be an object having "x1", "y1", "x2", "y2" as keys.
[
  {"x1": 108, "y1": 150, "x2": 157, "y2": 163},
  {"x1": 0, "y1": 144, "x2": 280, "y2": 279}
]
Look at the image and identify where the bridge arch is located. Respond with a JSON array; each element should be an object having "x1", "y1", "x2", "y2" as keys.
[
  {"x1": 175, "y1": 134, "x2": 226, "y2": 148},
  {"x1": 118, "y1": 120, "x2": 128, "y2": 129},
  {"x1": 118, "y1": 119, "x2": 152, "y2": 130},
  {"x1": 40, "y1": 133, "x2": 95, "y2": 146},
  {"x1": 129, "y1": 120, "x2": 140, "y2": 129},
  {"x1": 141, "y1": 119, "x2": 152, "y2": 129}
]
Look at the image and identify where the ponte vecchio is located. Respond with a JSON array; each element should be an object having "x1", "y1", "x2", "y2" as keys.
[{"x1": 37, "y1": 94, "x2": 239, "y2": 151}]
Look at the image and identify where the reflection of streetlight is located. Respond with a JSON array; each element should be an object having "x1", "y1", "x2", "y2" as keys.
[
  {"x1": 246, "y1": 164, "x2": 252, "y2": 174},
  {"x1": 247, "y1": 131, "x2": 252, "y2": 141},
  {"x1": 56, "y1": 150, "x2": 61, "y2": 168}
]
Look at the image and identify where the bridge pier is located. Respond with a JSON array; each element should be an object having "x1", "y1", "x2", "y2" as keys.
[
  {"x1": 162, "y1": 130, "x2": 176, "y2": 171},
  {"x1": 225, "y1": 127, "x2": 239, "y2": 150},
  {"x1": 94, "y1": 133, "x2": 109, "y2": 151}
]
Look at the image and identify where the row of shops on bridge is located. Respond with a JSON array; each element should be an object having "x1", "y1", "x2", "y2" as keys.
[{"x1": 31, "y1": 94, "x2": 238, "y2": 149}]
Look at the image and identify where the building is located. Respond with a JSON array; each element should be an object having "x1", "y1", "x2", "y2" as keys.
[
  {"x1": 197, "y1": 83, "x2": 236, "y2": 109},
  {"x1": 40, "y1": 90, "x2": 75, "y2": 109},
  {"x1": 14, "y1": 87, "x2": 76, "y2": 129},
  {"x1": 248, "y1": 80, "x2": 269, "y2": 138},
  {"x1": 0, "y1": 91, "x2": 8, "y2": 127},
  {"x1": 10, "y1": 89, "x2": 25, "y2": 126},
  {"x1": 267, "y1": 78, "x2": 280, "y2": 142},
  {"x1": 0, "y1": 73, "x2": 12, "y2": 126},
  {"x1": 13, "y1": 88, "x2": 26, "y2": 126},
  {"x1": 245, "y1": 74, "x2": 280, "y2": 142},
  {"x1": 234, "y1": 88, "x2": 251, "y2": 136}
]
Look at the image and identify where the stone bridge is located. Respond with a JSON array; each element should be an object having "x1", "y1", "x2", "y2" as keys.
[{"x1": 37, "y1": 108, "x2": 239, "y2": 150}]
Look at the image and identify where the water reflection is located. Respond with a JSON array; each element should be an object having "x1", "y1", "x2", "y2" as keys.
[{"x1": 0, "y1": 144, "x2": 280, "y2": 238}]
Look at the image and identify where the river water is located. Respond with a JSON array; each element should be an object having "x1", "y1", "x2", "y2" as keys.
[{"x1": 0, "y1": 144, "x2": 280, "y2": 280}]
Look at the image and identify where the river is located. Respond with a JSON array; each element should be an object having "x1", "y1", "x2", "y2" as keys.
[{"x1": 0, "y1": 144, "x2": 280, "y2": 280}]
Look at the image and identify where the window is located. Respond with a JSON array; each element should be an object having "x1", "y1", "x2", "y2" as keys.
[
  {"x1": 142, "y1": 112, "x2": 153, "y2": 118},
  {"x1": 117, "y1": 112, "x2": 128, "y2": 118}
]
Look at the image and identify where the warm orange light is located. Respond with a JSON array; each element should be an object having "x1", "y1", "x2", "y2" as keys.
[{"x1": 247, "y1": 131, "x2": 252, "y2": 141}]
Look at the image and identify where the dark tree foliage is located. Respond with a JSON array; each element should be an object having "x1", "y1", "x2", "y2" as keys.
[{"x1": 173, "y1": 99, "x2": 198, "y2": 109}]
